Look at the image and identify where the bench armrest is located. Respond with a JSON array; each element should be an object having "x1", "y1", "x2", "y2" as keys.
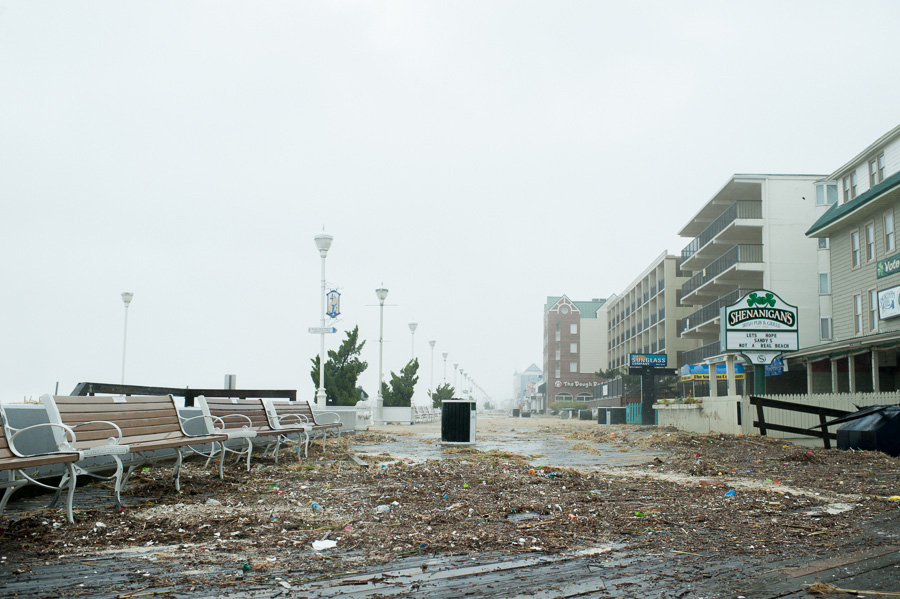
[
  {"x1": 8, "y1": 422, "x2": 77, "y2": 456},
  {"x1": 313, "y1": 411, "x2": 342, "y2": 425},
  {"x1": 183, "y1": 412, "x2": 253, "y2": 433},
  {"x1": 70, "y1": 420, "x2": 124, "y2": 448},
  {"x1": 279, "y1": 414, "x2": 311, "y2": 425}
]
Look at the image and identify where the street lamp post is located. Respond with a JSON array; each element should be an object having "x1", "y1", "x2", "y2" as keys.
[
  {"x1": 408, "y1": 322, "x2": 418, "y2": 362},
  {"x1": 453, "y1": 363, "x2": 458, "y2": 391},
  {"x1": 314, "y1": 232, "x2": 333, "y2": 409},
  {"x1": 120, "y1": 292, "x2": 134, "y2": 384},
  {"x1": 428, "y1": 340, "x2": 436, "y2": 398},
  {"x1": 376, "y1": 287, "x2": 389, "y2": 423},
  {"x1": 442, "y1": 352, "x2": 448, "y2": 384}
]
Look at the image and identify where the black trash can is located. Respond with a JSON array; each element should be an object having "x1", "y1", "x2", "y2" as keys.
[
  {"x1": 597, "y1": 409, "x2": 607, "y2": 425},
  {"x1": 608, "y1": 407, "x2": 626, "y2": 425},
  {"x1": 837, "y1": 406, "x2": 900, "y2": 456},
  {"x1": 441, "y1": 399, "x2": 476, "y2": 444},
  {"x1": 521, "y1": 410, "x2": 531, "y2": 418},
  {"x1": 512, "y1": 408, "x2": 520, "y2": 417},
  {"x1": 579, "y1": 409, "x2": 592, "y2": 420}
]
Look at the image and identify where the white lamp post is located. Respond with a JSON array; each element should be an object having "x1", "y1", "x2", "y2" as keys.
[
  {"x1": 408, "y1": 322, "x2": 418, "y2": 361},
  {"x1": 428, "y1": 340, "x2": 436, "y2": 400},
  {"x1": 453, "y1": 363, "x2": 459, "y2": 391},
  {"x1": 120, "y1": 292, "x2": 134, "y2": 384},
  {"x1": 314, "y1": 232, "x2": 333, "y2": 409},
  {"x1": 376, "y1": 287, "x2": 389, "y2": 423},
  {"x1": 442, "y1": 352, "x2": 448, "y2": 384}
]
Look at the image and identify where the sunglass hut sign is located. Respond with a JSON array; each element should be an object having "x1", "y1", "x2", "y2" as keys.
[{"x1": 724, "y1": 291, "x2": 799, "y2": 354}]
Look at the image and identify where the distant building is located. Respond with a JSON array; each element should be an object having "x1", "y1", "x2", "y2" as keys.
[
  {"x1": 796, "y1": 124, "x2": 900, "y2": 393},
  {"x1": 543, "y1": 296, "x2": 607, "y2": 406},
  {"x1": 512, "y1": 364, "x2": 543, "y2": 410},
  {"x1": 605, "y1": 251, "x2": 698, "y2": 371}
]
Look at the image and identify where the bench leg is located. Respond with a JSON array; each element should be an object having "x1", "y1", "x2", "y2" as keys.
[
  {"x1": 245, "y1": 438, "x2": 254, "y2": 471},
  {"x1": 172, "y1": 449, "x2": 184, "y2": 492},
  {"x1": 273, "y1": 436, "x2": 283, "y2": 464},
  {"x1": 63, "y1": 463, "x2": 77, "y2": 524},
  {"x1": 0, "y1": 476, "x2": 27, "y2": 518},
  {"x1": 217, "y1": 444, "x2": 224, "y2": 480}
]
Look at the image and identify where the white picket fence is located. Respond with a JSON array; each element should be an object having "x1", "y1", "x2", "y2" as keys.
[
  {"x1": 656, "y1": 391, "x2": 900, "y2": 444},
  {"x1": 744, "y1": 391, "x2": 900, "y2": 442}
]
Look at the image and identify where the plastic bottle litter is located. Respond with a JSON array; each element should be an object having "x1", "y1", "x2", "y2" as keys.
[
  {"x1": 311, "y1": 502, "x2": 323, "y2": 511},
  {"x1": 375, "y1": 504, "x2": 391, "y2": 514},
  {"x1": 725, "y1": 489, "x2": 736, "y2": 497}
]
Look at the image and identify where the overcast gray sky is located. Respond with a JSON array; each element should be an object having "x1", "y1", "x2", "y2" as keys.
[{"x1": 2, "y1": 1, "x2": 899, "y2": 406}]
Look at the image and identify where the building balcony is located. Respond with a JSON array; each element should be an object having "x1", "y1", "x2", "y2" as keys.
[
  {"x1": 680, "y1": 288, "x2": 750, "y2": 338},
  {"x1": 681, "y1": 200, "x2": 763, "y2": 269},
  {"x1": 681, "y1": 244, "x2": 763, "y2": 304},
  {"x1": 680, "y1": 341, "x2": 722, "y2": 366}
]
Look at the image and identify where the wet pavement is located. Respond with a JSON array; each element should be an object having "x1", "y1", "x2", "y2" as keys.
[{"x1": 351, "y1": 414, "x2": 667, "y2": 470}]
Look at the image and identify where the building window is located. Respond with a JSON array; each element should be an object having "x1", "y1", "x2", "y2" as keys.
[
  {"x1": 555, "y1": 349, "x2": 560, "y2": 360},
  {"x1": 866, "y1": 222, "x2": 876, "y2": 262},
  {"x1": 818, "y1": 238, "x2": 829, "y2": 249},
  {"x1": 555, "y1": 368, "x2": 560, "y2": 378},
  {"x1": 869, "y1": 153, "x2": 885, "y2": 186},
  {"x1": 569, "y1": 342, "x2": 577, "y2": 353},
  {"x1": 555, "y1": 322, "x2": 560, "y2": 341},
  {"x1": 869, "y1": 288, "x2": 878, "y2": 332},
  {"x1": 843, "y1": 173, "x2": 858, "y2": 202},
  {"x1": 569, "y1": 362, "x2": 577, "y2": 373},
  {"x1": 851, "y1": 230, "x2": 861, "y2": 268},
  {"x1": 818, "y1": 272, "x2": 830, "y2": 294},
  {"x1": 570, "y1": 323, "x2": 577, "y2": 334},
  {"x1": 853, "y1": 293, "x2": 863, "y2": 335},
  {"x1": 815, "y1": 182, "x2": 838, "y2": 206},
  {"x1": 885, "y1": 211, "x2": 896, "y2": 253},
  {"x1": 820, "y1": 317, "x2": 832, "y2": 340}
]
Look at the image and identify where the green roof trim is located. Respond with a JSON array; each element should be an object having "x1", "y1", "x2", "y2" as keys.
[
  {"x1": 806, "y1": 170, "x2": 900, "y2": 236},
  {"x1": 545, "y1": 296, "x2": 607, "y2": 318}
]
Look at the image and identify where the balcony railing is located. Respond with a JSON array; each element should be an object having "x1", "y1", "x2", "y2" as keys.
[
  {"x1": 680, "y1": 288, "x2": 750, "y2": 334},
  {"x1": 681, "y1": 341, "x2": 722, "y2": 365},
  {"x1": 681, "y1": 200, "x2": 763, "y2": 262},
  {"x1": 681, "y1": 244, "x2": 763, "y2": 296}
]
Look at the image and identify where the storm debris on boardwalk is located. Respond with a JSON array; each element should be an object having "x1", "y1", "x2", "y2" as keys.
[{"x1": 0, "y1": 421, "x2": 898, "y2": 597}]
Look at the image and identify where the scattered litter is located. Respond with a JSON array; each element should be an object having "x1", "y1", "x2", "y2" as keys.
[
  {"x1": 724, "y1": 490, "x2": 736, "y2": 497},
  {"x1": 312, "y1": 540, "x2": 337, "y2": 551}
]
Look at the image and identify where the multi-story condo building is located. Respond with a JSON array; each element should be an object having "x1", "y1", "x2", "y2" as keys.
[
  {"x1": 798, "y1": 124, "x2": 900, "y2": 393},
  {"x1": 543, "y1": 296, "x2": 607, "y2": 405},
  {"x1": 606, "y1": 251, "x2": 698, "y2": 370},
  {"x1": 677, "y1": 174, "x2": 830, "y2": 374}
]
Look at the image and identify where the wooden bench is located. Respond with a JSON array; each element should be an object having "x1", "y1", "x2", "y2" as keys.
[
  {"x1": 0, "y1": 405, "x2": 82, "y2": 522},
  {"x1": 195, "y1": 396, "x2": 310, "y2": 467},
  {"x1": 42, "y1": 394, "x2": 228, "y2": 506},
  {"x1": 262, "y1": 399, "x2": 342, "y2": 456}
]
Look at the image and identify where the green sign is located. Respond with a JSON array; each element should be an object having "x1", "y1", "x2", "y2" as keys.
[{"x1": 876, "y1": 252, "x2": 900, "y2": 279}]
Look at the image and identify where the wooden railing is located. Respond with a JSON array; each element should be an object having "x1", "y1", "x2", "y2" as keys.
[{"x1": 749, "y1": 395, "x2": 851, "y2": 449}]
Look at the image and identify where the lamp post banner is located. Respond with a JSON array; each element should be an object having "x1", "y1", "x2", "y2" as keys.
[{"x1": 326, "y1": 290, "x2": 341, "y2": 318}]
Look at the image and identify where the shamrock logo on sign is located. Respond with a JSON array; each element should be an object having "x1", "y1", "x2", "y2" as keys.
[{"x1": 747, "y1": 292, "x2": 776, "y2": 308}]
